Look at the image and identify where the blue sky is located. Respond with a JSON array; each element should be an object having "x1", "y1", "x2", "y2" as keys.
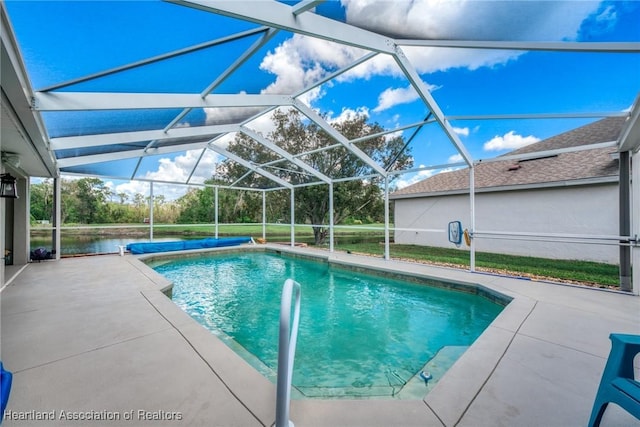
[{"x1": 6, "y1": 0, "x2": 640, "y2": 198}]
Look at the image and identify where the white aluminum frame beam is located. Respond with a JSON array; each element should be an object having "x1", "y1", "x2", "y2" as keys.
[
  {"x1": 171, "y1": 0, "x2": 396, "y2": 54},
  {"x1": 447, "y1": 112, "x2": 628, "y2": 121},
  {"x1": 201, "y1": 29, "x2": 278, "y2": 99},
  {"x1": 56, "y1": 141, "x2": 211, "y2": 167},
  {"x1": 387, "y1": 161, "x2": 468, "y2": 177},
  {"x1": 397, "y1": 39, "x2": 640, "y2": 53},
  {"x1": 393, "y1": 46, "x2": 473, "y2": 166},
  {"x1": 50, "y1": 123, "x2": 239, "y2": 150},
  {"x1": 59, "y1": 170, "x2": 270, "y2": 191},
  {"x1": 39, "y1": 27, "x2": 271, "y2": 92},
  {"x1": 206, "y1": 143, "x2": 293, "y2": 189},
  {"x1": 165, "y1": 28, "x2": 280, "y2": 132},
  {"x1": 293, "y1": 51, "x2": 379, "y2": 100},
  {"x1": 57, "y1": 151, "x2": 143, "y2": 168},
  {"x1": 292, "y1": 0, "x2": 322, "y2": 15},
  {"x1": 240, "y1": 127, "x2": 332, "y2": 183},
  {"x1": 33, "y1": 92, "x2": 294, "y2": 111},
  {"x1": 186, "y1": 148, "x2": 208, "y2": 184},
  {"x1": 618, "y1": 92, "x2": 640, "y2": 153},
  {"x1": 293, "y1": 100, "x2": 387, "y2": 177},
  {"x1": 348, "y1": 117, "x2": 437, "y2": 145}
]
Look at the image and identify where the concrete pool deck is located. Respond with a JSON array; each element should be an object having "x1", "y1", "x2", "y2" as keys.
[{"x1": 1, "y1": 244, "x2": 639, "y2": 426}]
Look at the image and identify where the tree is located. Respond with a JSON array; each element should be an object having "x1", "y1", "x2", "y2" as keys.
[
  {"x1": 176, "y1": 180, "x2": 263, "y2": 224},
  {"x1": 117, "y1": 192, "x2": 128, "y2": 204},
  {"x1": 30, "y1": 178, "x2": 183, "y2": 226},
  {"x1": 72, "y1": 177, "x2": 111, "y2": 223},
  {"x1": 177, "y1": 186, "x2": 215, "y2": 224},
  {"x1": 30, "y1": 179, "x2": 53, "y2": 223},
  {"x1": 223, "y1": 109, "x2": 412, "y2": 244}
]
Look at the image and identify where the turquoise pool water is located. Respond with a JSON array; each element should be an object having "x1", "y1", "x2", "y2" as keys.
[{"x1": 152, "y1": 251, "x2": 505, "y2": 398}]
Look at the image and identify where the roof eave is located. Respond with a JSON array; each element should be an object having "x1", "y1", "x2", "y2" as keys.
[
  {"x1": 390, "y1": 175, "x2": 618, "y2": 200},
  {"x1": 617, "y1": 92, "x2": 640, "y2": 153}
]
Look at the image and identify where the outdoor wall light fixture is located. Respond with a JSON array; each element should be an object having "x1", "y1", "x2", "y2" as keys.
[{"x1": 0, "y1": 173, "x2": 18, "y2": 198}]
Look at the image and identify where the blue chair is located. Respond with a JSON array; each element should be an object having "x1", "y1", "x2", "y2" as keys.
[
  {"x1": 1, "y1": 362, "x2": 12, "y2": 422},
  {"x1": 588, "y1": 333, "x2": 640, "y2": 427}
]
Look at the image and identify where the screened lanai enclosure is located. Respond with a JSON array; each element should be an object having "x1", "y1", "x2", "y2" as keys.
[{"x1": 1, "y1": 1, "x2": 640, "y2": 291}]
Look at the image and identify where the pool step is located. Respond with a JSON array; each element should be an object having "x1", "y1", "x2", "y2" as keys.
[{"x1": 397, "y1": 346, "x2": 469, "y2": 399}]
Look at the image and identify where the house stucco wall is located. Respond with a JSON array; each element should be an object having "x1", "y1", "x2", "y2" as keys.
[{"x1": 392, "y1": 183, "x2": 619, "y2": 263}]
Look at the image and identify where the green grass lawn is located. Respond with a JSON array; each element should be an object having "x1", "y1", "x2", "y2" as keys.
[
  {"x1": 336, "y1": 242, "x2": 620, "y2": 288},
  {"x1": 38, "y1": 223, "x2": 386, "y2": 237},
  {"x1": 35, "y1": 223, "x2": 619, "y2": 287}
]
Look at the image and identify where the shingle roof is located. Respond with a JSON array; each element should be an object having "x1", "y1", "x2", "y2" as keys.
[{"x1": 391, "y1": 117, "x2": 625, "y2": 198}]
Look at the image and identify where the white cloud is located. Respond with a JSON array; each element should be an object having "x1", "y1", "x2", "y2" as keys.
[
  {"x1": 325, "y1": 106, "x2": 371, "y2": 124},
  {"x1": 296, "y1": 86, "x2": 324, "y2": 107},
  {"x1": 373, "y1": 82, "x2": 440, "y2": 112},
  {"x1": 590, "y1": 4, "x2": 618, "y2": 34},
  {"x1": 112, "y1": 180, "x2": 150, "y2": 200},
  {"x1": 483, "y1": 131, "x2": 540, "y2": 152},
  {"x1": 253, "y1": 1, "x2": 603, "y2": 118},
  {"x1": 340, "y1": 0, "x2": 600, "y2": 75},
  {"x1": 452, "y1": 127, "x2": 469, "y2": 137},
  {"x1": 384, "y1": 129, "x2": 403, "y2": 143},
  {"x1": 374, "y1": 86, "x2": 418, "y2": 112},
  {"x1": 185, "y1": 149, "x2": 221, "y2": 184},
  {"x1": 103, "y1": 1, "x2": 603, "y2": 197},
  {"x1": 260, "y1": 35, "x2": 366, "y2": 97},
  {"x1": 339, "y1": 54, "x2": 400, "y2": 81},
  {"x1": 111, "y1": 149, "x2": 223, "y2": 201},
  {"x1": 203, "y1": 105, "x2": 264, "y2": 126},
  {"x1": 342, "y1": 0, "x2": 600, "y2": 41},
  {"x1": 242, "y1": 0, "x2": 608, "y2": 129},
  {"x1": 242, "y1": 106, "x2": 303, "y2": 136},
  {"x1": 394, "y1": 164, "x2": 432, "y2": 189},
  {"x1": 448, "y1": 153, "x2": 464, "y2": 163}
]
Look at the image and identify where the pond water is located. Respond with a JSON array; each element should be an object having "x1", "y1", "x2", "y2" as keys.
[
  {"x1": 29, "y1": 234, "x2": 382, "y2": 256},
  {"x1": 29, "y1": 236, "x2": 186, "y2": 256}
]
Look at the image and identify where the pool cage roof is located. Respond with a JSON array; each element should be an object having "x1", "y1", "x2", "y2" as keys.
[{"x1": 2, "y1": 0, "x2": 640, "y2": 191}]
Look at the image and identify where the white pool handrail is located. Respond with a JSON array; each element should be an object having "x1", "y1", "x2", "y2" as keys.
[{"x1": 275, "y1": 278, "x2": 301, "y2": 427}]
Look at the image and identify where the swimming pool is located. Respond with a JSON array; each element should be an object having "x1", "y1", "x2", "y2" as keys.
[{"x1": 151, "y1": 250, "x2": 507, "y2": 399}]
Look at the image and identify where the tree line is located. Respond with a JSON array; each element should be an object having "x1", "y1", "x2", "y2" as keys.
[
  {"x1": 30, "y1": 178, "x2": 262, "y2": 226},
  {"x1": 30, "y1": 111, "x2": 412, "y2": 244}
]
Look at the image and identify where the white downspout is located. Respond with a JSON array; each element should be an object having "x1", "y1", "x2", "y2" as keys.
[
  {"x1": 148, "y1": 181, "x2": 154, "y2": 241},
  {"x1": 215, "y1": 186, "x2": 219, "y2": 239},
  {"x1": 470, "y1": 164, "x2": 476, "y2": 272},
  {"x1": 329, "y1": 182, "x2": 334, "y2": 253},
  {"x1": 262, "y1": 190, "x2": 267, "y2": 240},
  {"x1": 384, "y1": 176, "x2": 390, "y2": 261},
  {"x1": 290, "y1": 188, "x2": 295, "y2": 247}
]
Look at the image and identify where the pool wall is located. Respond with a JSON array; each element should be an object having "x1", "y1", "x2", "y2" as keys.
[
  {"x1": 139, "y1": 244, "x2": 512, "y2": 308},
  {"x1": 126, "y1": 243, "x2": 533, "y2": 423},
  {"x1": 327, "y1": 256, "x2": 512, "y2": 307},
  {"x1": 131, "y1": 244, "x2": 526, "y2": 412}
]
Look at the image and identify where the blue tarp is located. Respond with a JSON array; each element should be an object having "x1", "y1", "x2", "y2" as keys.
[{"x1": 126, "y1": 237, "x2": 251, "y2": 254}]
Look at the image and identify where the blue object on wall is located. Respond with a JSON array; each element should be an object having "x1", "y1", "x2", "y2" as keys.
[
  {"x1": 448, "y1": 221, "x2": 463, "y2": 246},
  {"x1": 1, "y1": 362, "x2": 12, "y2": 422}
]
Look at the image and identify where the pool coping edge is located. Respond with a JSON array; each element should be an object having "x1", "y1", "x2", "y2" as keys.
[{"x1": 127, "y1": 244, "x2": 529, "y2": 426}]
